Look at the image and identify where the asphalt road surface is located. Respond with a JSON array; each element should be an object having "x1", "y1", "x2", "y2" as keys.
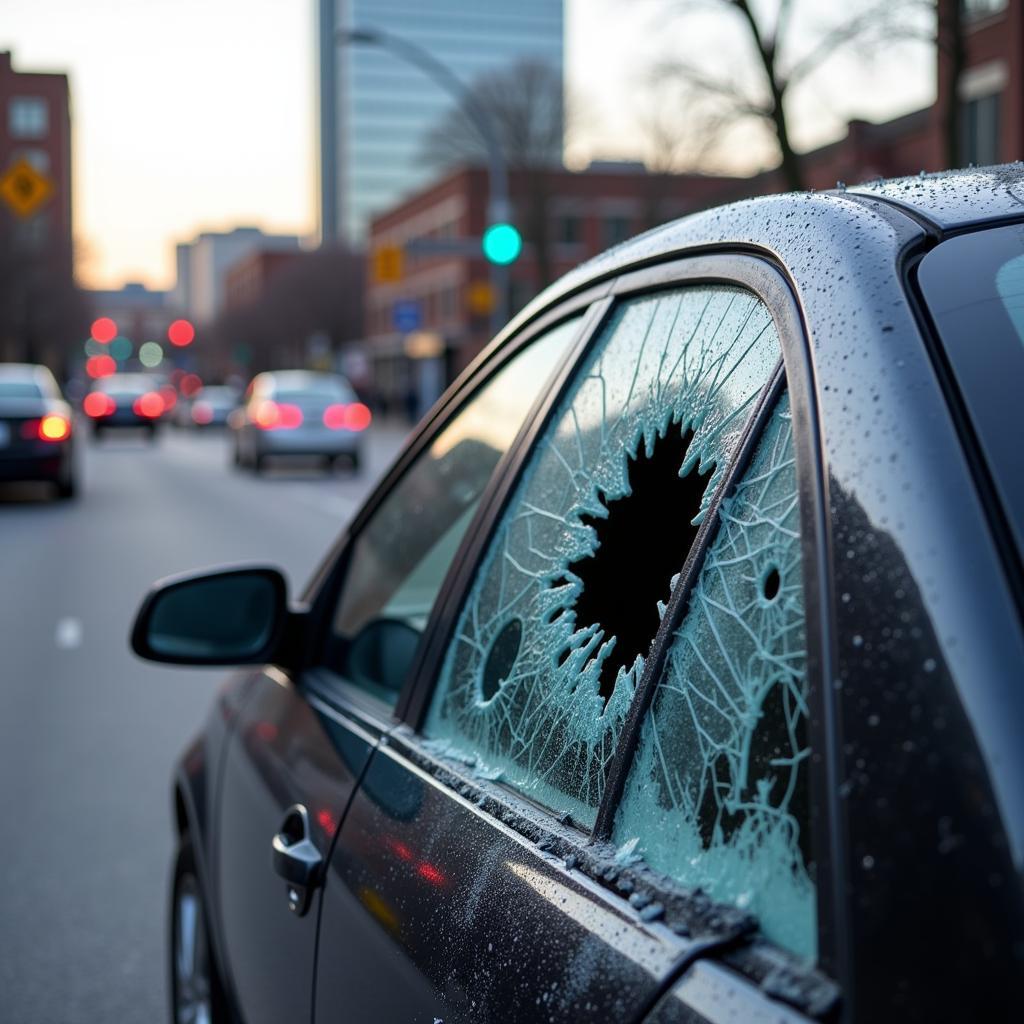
[{"x1": 0, "y1": 420, "x2": 410, "y2": 1023}]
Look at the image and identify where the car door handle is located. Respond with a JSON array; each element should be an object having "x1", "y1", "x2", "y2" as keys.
[{"x1": 271, "y1": 804, "x2": 323, "y2": 916}]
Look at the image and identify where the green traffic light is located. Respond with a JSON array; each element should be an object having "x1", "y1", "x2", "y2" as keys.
[{"x1": 482, "y1": 222, "x2": 522, "y2": 265}]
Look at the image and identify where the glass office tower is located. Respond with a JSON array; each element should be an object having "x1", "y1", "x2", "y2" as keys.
[{"x1": 317, "y1": 0, "x2": 564, "y2": 244}]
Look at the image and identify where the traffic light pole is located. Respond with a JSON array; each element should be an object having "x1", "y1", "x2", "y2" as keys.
[{"x1": 338, "y1": 26, "x2": 510, "y2": 333}]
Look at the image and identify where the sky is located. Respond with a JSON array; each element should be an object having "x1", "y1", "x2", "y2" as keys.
[{"x1": 1, "y1": 0, "x2": 933, "y2": 291}]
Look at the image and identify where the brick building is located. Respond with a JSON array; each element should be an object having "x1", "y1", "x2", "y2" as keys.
[
  {"x1": 223, "y1": 250, "x2": 303, "y2": 312},
  {"x1": 936, "y1": 0, "x2": 1023, "y2": 167},
  {"x1": 0, "y1": 50, "x2": 79, "y2": 367},
  {"x1": 0, "y1": 51, "x2": 72, "y2": 255}
]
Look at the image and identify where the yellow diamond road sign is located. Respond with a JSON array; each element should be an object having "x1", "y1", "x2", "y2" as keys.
[{"x1": 0, "y1": 159, "x2": 54, "y2": 218}]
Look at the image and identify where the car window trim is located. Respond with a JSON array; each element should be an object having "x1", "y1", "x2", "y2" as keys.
[{"x1": 388, "y1": 251, "x2": 843, "y2": 993}]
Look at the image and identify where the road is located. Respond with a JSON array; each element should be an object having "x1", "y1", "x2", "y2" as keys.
[{"x1": 0, "y1": 420, "x2": 411, "y2": 1023}]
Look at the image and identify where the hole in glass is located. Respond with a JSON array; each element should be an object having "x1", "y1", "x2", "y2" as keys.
[
  {"x1": 561, "y1": 424, "x2": 712, "y2": 707},
  {"x1": 479, "y1": 618, "x2": 523, "y2": 702},
  {"x1": 762, "y1": 565, "x2": 781, "y2": 602}
]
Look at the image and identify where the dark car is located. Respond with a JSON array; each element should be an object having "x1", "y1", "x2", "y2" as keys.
[
  {"x1": 0, "y1": 363, "x2": 76, "y2": 498},
  {"x1": 84, "y1": 372, "x2": 166, "y2": 439},
  {"x1": 179, "y1": 385, "x2": 239, "y2": 429},
  {"x1": 132, "y1": 167, "x2": 1024, "y2": 1024}
]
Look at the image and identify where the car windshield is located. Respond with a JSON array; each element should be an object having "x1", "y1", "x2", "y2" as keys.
[
  {"x1": 917, "y1": 222, "x2": 1024, "y2": 561},
  {"x1": 0, "y1": 381, "x2": 43, "y2": 399}
]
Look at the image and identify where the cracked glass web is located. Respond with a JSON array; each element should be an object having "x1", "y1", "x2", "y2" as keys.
[
  {"x1": 425, "y1": 287, "x2": 781, "y2": 827},
  {"x1": 613, "y1": 393, "x2": 815, "y2": 960}
]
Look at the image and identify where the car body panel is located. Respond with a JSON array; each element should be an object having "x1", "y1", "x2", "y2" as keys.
[
  {"x1": 213, "y1": 667, "x2": 386, "y2": 1024},
  {"x1": 642, "y1": 960, "x2": 815, "y2": 1024},
  {"x1": 314, "y1": 731, "x2": 698, "y2": 1024},
  {"x1": 0, "y1": 366, "x2": 75, "y2": 486}
]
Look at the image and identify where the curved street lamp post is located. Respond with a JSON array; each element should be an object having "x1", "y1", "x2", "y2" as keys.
[{"x1": 337, "y1": 26, "x2": 512, "y2": 333}]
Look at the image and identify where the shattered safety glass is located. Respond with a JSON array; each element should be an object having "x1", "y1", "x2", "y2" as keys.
[
  {"x1": 613, "y1": 391, "x2": 815, "y2": 961},
  {"x1": 425, "y1": 286, "x2": 783, "y2": 826}
]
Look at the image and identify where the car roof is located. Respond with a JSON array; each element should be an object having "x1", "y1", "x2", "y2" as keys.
[
  {"x1": 501, "y1": 163, "x2": 1024, "y2": 347},
  {"x1": 851, "y1": 162, "x2": 1024, "y2": 231}
]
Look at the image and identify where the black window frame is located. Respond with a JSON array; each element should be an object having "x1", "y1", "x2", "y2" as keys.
[{"x1": 297, "y1": 249, "x2": 842, "y2": 1008}]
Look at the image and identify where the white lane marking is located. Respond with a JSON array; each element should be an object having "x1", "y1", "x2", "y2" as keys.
[{"x1": 55, "y1": 617, "x2": 83, "y2": 649}]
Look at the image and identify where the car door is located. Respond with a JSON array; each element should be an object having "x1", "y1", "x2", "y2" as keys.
[
  {"x1": 213, "y1": 313, "x2": 584, "y2": 1024},
  {"x1": 313, "y1": 260, "x2": 836, "y2": 1022}
]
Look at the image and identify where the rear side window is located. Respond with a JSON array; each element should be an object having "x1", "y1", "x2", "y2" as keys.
[
  {"x1": 425, "y1": 286, "x2": 781, "y2": 826},
  {"x1": 613, "y1": 392, "x2": 815, "y2": 960}
]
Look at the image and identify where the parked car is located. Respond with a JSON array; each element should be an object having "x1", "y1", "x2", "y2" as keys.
[
  {"x1": 132, "y1": 167, "x2": 1024, "y2": 1024},
  {"x1": 230, "y1": 371, "x2": 370, "y2": 473},
  {"x1": 177, "y1": 385, "x2": 239, "y2": 429},
  {"x1": 84, "y1": 373, "x2": 167, "y2": 439},
  {"x1": 0, "y1": 363, "x2": 76, "y2": 498}
]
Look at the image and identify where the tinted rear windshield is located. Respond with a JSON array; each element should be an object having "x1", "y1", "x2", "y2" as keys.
[
  {"x1": 0, "y1": 381, "x2": 43, "y2": 399},
  {"x1": 275, "y1": 383, "x2": 352, "y2": 402},
  {"x1": 917, "y1": 223, "x2": 1024, "y2": 562}
]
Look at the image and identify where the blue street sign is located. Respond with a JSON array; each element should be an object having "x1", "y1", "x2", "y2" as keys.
[{"x1": 392, "y1": 299, "x2": 422, "y2": 332}]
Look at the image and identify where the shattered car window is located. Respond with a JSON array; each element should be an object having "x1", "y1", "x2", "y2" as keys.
[
  {"x1": 613, "y1": 393, "x2": 815, "y2": 960},
  {"x1": 425, "y1": 287, "x2": 781, "y2": 825}
]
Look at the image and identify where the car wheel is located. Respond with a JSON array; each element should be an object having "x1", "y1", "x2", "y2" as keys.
[{"x1": 171, "y1": 837, "x2": 226, "y2": 1024}]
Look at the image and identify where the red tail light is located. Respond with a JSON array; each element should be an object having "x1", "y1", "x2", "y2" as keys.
[
  {"x1": 254, "y1": 401, "x2": 302, "y2": 430},
  {"x1": 191, "y1": 401, "x2": 213, "y2": 425},
  {"x1": 323, "y1": 402, "x2": 372, "y2": 431},
  {"x1": 133, "y1": 392, "x2": 164, "y2": 418},
  {"x1": 84, "y1": 392, "x2": 115, "y2": 418},
  {"x1": 38, "y1": 414, "x2": 71, "y2": 442}
]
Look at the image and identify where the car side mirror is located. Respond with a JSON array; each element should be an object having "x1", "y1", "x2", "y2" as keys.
[
  {"x1": 346, "y1": 617, "x2": 421, "y2": 696},
  {"x1": 131, "y1": 565, "x2": 290, "y2": 666}
]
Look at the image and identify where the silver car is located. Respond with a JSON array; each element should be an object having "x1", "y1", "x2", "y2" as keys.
[{"x1": 231, "y1": 371, "x2": 369, "y2": 473}]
